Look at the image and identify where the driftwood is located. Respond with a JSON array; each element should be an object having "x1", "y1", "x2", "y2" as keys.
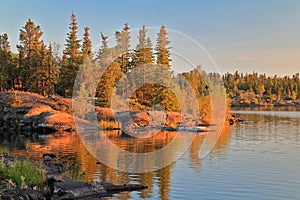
[{"x1": 102, "y1": 182, "x2": 147, "y2": 193}]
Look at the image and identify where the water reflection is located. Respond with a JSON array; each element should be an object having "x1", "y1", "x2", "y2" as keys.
[
  {"x1": 231, "y1": 109, "x2": 300, "y2": 146},
  {"x1": 81, "y1": 130, "x2": 195, "y2": 173},
  {"x1": 1, "y1": 109, "x2": 299, "y2": 199},
  {"x1": 0, "y1": 124, "x2": 232, "y2": 199},
  {"x1": 209, "y1": 124, "x2": 232, "y2": 158}
]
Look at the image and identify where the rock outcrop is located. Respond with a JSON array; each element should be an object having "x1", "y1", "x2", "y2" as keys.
[{"x1": 0, "y1": 92, "x2": 96, "y2": 134}]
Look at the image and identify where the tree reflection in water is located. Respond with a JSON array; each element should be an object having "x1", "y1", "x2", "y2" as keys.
[{"x1": 2, "y1": 125, "x2": 233, "y2": 200}]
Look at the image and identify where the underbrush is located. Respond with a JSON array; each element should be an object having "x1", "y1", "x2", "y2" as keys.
[{"x1": 0, "y1": 158, "x2": 44, "y2": 189}]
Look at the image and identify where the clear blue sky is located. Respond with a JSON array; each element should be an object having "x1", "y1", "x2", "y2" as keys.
[{"x1": 1, "y1": 0, "x2": 300, "y2": 76}]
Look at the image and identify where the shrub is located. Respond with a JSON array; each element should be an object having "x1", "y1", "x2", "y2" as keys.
[{"x1": 0, "y1": 159, "x2": 44, "y2": 189}]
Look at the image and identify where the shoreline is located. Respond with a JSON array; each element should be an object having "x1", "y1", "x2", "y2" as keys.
[
  {"x1": 230, "y1": 102, "x2": 300, "y2": 108},
  {"x1": 0, "y1": 153, "x2": 147, "y2": 199},
  {"x1": 0, "y1": 91, "x2": 222, "y2": 135}
]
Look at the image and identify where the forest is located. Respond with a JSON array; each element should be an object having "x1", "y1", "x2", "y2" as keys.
[
  {"x1": 0, "y1": 11, "x2": 299, "y2": 113},
  {"x1": 223, "y1": 71, "x2": 300, "y2": 106}
]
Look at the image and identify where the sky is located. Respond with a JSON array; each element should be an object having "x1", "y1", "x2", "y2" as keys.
[{"x1": 0, "y1": 0, "x2": 300, "y2": 76}]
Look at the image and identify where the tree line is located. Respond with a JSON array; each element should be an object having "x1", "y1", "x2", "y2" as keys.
[
  {"x1": 223, "y1": 71, "x2": 300, "y2": 103},
  {"x1": 1, "y1": 12, "x2": 298, "y2": 113},
  {"x1": 0, "y1": 12, "x2": 177, "y2": 108}
]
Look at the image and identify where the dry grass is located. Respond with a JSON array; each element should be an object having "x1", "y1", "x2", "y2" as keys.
[
  {"x1": 25, "y1": 105, "x2": 54, "y2": 116},
  {"x1": 95, "y1": 107, "x2": 115, "y2": 121},
  {"x1": 2, "y1": 91, "x2": 221, "y2": 132},
  {"x1": 165, "y1": 112, "x2": 181, "y2": 128},
  {"x1": 99, "y1": 120, "x2": 119, "y2": 130}
]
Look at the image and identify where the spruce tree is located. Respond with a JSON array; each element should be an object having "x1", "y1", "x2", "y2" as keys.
[
  {"x1": 58, "y1": 11, "x2": 82, "y2": 96},
  {"x1": 97, "y1": 32, "x2": 110, "y2": 67},
  {"x1": 153, "y1": 26, "x2": 177, "y2": 111},
  {"x1": 82, "y1": 26, "x2": 92, "y2": 61},
  {"x1": 115, "y1": 23, "x2": 131, "y2": 73},
  {"x1": 17, "y1": 19, "x2": 44, "y2": 92},
  {"x1": 46, "y1": 43, "x2": 58, "y2": 95},
  {"x1": 155, "y1": 25, "x2": 171, "y2": 66},
  {"x1": 134, "y1": 26, "x2": 154, "y2": 91},
  {"x1": 37, "y1": 44, "x2": 48, "y2": 95},
  {"x1": 132, "y1": 26, "x2": 154, "y2": 105},
  {"x1": 0, "y1": 33, "x2": 14, "y2": 91},
  {"x1": 96, "y1": 33, "x2": 124, "y2": 107},
  {"x1": 134, "y1": 25, "x2": 154, "y2": 66}
]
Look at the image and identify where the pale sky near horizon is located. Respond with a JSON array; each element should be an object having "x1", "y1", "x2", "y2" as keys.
[{"x1": 0, "y1": 0, "x2": 300, "y2": 76}]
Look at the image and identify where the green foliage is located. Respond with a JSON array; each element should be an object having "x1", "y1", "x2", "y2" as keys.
[
  {"x1": 155, "y1": 25, "x2": 171, "y2": 66},
  {"x1": 45, "y1": 43, "x2": 58, "y2": 95},
  {"x1": 180, "y1": 66, "x2": 208, "y2": 97},
  {"x1": 96, "y1": 61, "x2": 123, "y2": 107},
  {"x1": 82, "y1": 26, "x2": 92, "y2": 60},
  {"x1": 12, "y1": 19, "x2": 58, "y2": 96},
  {"x1": 0, "y1": 160, "x2": 44, "y2": 188},
  {"x1": 17, "y1": 19, "x2": 44, "y2": 93},
  {"x1": 223, "y1": 71, "x2": 300, "y2": 103},
  {"x1": 57, "y1": 11, "x2": 83, "y2": 96},
  {"x1": 134, "y1": 25, "x2": 154, "y2": 66},
  {"x1": 115, "y1": 23, "x2": 131, "y2": 73},
  {"x1": 2, "y1": 11, "x2": 298, "y2": 117},
  {"x1": 128, "y1": 99, "x2": 148, "y2": 111},
  {"x1": 0, "y1": 33, "x2": 17, "y2": 91},
  {"x1": 0, "y1": 16, "x2": 211, "y2": 114}
]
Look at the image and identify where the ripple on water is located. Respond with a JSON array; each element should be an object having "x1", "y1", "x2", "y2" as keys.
[{"x1": 1, "y1": 109, "x2": 300, "y2": 199}]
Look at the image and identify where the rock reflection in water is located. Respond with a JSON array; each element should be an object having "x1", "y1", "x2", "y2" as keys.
[{"x1": 0, "y1": 125, "x2": 232, "y2": 200}]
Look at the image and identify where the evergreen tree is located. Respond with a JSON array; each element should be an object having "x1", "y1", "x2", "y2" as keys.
[
  {"x1": 46, "y1": 43, "x2": 58, "y2": 95},
  {"x1": 96, "y1": 61, "x2": 123, "y2": 107},
  {"x1": 155, "y1": 25, "x2": 171, "y2": 66},
  {"x1": 181, "y1": 66, "x2": 208, "y2": 97},
  {"x1": 75, "y1": 54, "x2": 100, "y2": 114},
  {"x1": 58, "y1": 11, "x2": 82, "y2": 96},
  {"x1": 153, "y1": 26, "x2": 177, "y2": 110},
  {"x1": 96, "y1": 33, "x2": 124, "y2": 107},
  {"x1": 132, "y1": 26, "x2": 154, "y2": 105},
  {"x1": 115, "y1": 23, "x2": 131, "y2": 73},
  {"x1": 97, "y1": 32, "x2": 111, "y2": 67},
  {"x1": 37, "y1": 44, "x2": 48, "y2": 95},
  {"x1": 134, "y1": 26, "x2": 154, "y2": 96},
  {"x1": 82, "y1": 26, "x2": 92, "y2": 60},
  {"x1": 134, "y1": 25, "x2": 154, "y2": 66},
  {"x1": 17, "y1": 19, "x2": 44, "y2": 92},
  {"x1": 0, "y1": 33, "x2": 14, "y2": 90}
]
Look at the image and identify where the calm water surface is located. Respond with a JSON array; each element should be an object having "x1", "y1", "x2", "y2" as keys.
[{"x1": 1, "y1": 108, "x2": 300, "y2": 200}]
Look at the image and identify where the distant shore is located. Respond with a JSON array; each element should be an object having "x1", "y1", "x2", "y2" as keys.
[{"x1": 230, "y1": 100, "x2": 300, "y2": 108}]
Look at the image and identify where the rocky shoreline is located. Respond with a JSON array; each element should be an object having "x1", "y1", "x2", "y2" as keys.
[
  {"x1": 0, "y1": 153, "x2": 147, "y2": 199},
  {"x1": 0, "y1": 91, "x2": 81, "y2": 133},
  {"x1": 0, "y1": 91, "x2": 214, "y2": 136}
]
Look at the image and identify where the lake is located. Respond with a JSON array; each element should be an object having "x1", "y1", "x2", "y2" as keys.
[{"x1": 1, "y1": 107, "x2": 300, "y2": 199}]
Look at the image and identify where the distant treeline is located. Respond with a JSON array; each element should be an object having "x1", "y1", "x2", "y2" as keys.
[{"x1": 223, "y1": 71, "x2": 300, "y2": 102}]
